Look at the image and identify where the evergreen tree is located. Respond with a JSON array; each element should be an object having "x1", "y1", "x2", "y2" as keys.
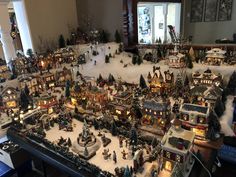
[
  {"x1": 206, "y1": 111, "x2": 221, "y2": 140},
  {"x1": 137, "y1": 55, "x2": 143, "y2": 65},
  {"x1": 185, "y1": 53, "x2": 193, "y2": 69},
  {"x1": 227, "y1": 71, "x2": 236, "y2": 94},
  {"x1": 24, "y1": 84, "x2": 30, "y2": 96},
  {"x1": 123, "y1": 165, "x2": 131, "y2": 177},
  {"x1": 93, "y1": 119, "x2": 99, "y2": 130},
  {"x1": 184, "y1": 75, "x2": 189, "y2": 87},
  {"x1": 108, "y1": 73, "x2": 115, "y2": 83},
  {"x1": 139, "y1": 74, "x2": 147, "y2": 89},
  {"x1": 118, "y1": 43, "x2": 123, "y2": 53},
  {"x1": 26, "y1": 49, "x2": 34, "y2": 58},
  {"x1": 67, "y1": 138, "x2": 72, "y2": 147},
  {"x1": 59, "y1": 34, "x2": 66, "y2": 48},
  {"x1": 20, "y1": 91, "x2": 29, "y2": 111},
  {"x1": 105, "y1": 55, "x2": 110, "y2": 63},
  {"x1": 100, "y1": 30, "x2": 109, "y2": 43},
  {"x1": 214, "y1": 97, "x2": 225, "y2": 117},
  {"x1": 151, "y1": 137, "x2": 158, "y2": 148},
  {"x1": 132, "y1": 55, "x2": 137, "y2": 65},
  {"x1": 175, "y1": 74, "x2": 183, "y2": 92},
  {"x1": 65, "y1": 80, "x2": 70, "y2": 98},
  {"x1": 66, "y1": 39, "x2": 71, "y2": 46},
  {"x1": 130, "y1": 127, "x2": 138, "y2": 146},
  {"x1": 111, "y1": 120, "x2": 117, "y2": 136},
  {"x1": 97, "y1": 74, "x2": 103, "y2": 83},
  {"x1": 114, "y1": 30, "x2": 121, "y2": 43}
]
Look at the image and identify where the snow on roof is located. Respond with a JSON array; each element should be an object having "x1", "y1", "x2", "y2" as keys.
[
  {"x1": 206, "y1": 48, "x2": 226, "y2": 59},
  {"x1": 180, "y1": 103, "x2": 209, "y2": 115},
  {"x1": 161, "y1": 127, "x2": 195, "y2": 155}
]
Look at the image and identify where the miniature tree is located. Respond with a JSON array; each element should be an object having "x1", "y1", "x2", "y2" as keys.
[
  {"x1": 93, "y1": 119, "x2": 99, "y2": 130},
  {"x1": 184, "y1": 75, "x2": 189, "y2": 87},
  {"x1": 206, "y1": 111, "x2": 221, "y2": 140},
  {"x1": 24, "y1": 84, "x2": 30, "y2": 96},
  {"x1": 227, "y1": 71, "x2": 236, "y2": 94},
  {"x1": 151, "y1": 137, "x2": 158, "y2": 148},
  {"x1": 97, "y1": 74, "x2": 103, "y2": 83},
  {"x1": 74, "y1": 106, "x2": 79, "y2": 114},
  {"x1": 123, "y1": 166, "x2": 131, "y2": 177},
  {"x1": 111, "y1": 120, "x2": 117, "y2": 136},
  {"x1": 139, "y1": 74, "x2": 147, "y2": 89},
  {"x1": 214, "y1": 97, "x2": 225, "y2": 117},
  {"x1": 108, "y1": 73, "x2": 115, "y2": 83},
  {"x1": 66, "y1": 39, "x2": 71, "y2": 46},
  {"x1": 67, "y1": 138, "x2": 72, "y2": 147},
  {"x1": 65, "y1": 80, "x2": 70, "y2": 98},
  {"x1": 105, "y1": 55, "x2": 110, "y2": 63},
  {"x1": 20, "y1": 91, "x2": 29, "y2": 111},
  {"x1": 26, "y1": 49, "x2": 34, "y2": 58},
  {"x1": 175, "y1": 74, "x2": 183, "y2": 92},
  {"x1": 132, "y1": 55, "x2": 137, "y2": 65},
  {"x1": 115, "y1": 30, "x2": 121, "y2": 43},
  {"x1": 59, "y1": 34, "x2": 66, "y2": 48},
  {"x1": 185, "y1": 53, "x2": 193, "y2": 69},
  {"x1": 137, "y1": 55, "x2": 143, "y2": 65},
  {"x1": 130, "y1": 126, "x2": 138, "y2": 146},
  {"x1": 100, "y1": 30, "x2": 109, "y2": 43},
  {"x1": 132, "y1": 95, "x2": 142, "y2": 119},
  {"x1": 118, "y1": 43, "x2": 123, "y2": 53}
]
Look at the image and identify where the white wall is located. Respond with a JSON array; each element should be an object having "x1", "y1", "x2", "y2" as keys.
[{"x1": 24, "y1": 0, "x2": 78, "y2": 52}]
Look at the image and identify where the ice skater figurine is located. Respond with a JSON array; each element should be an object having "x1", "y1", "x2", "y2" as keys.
[
  {"x1": 94, "y1": 60, "x2": 96, "y2": 65},
  {"x1": 119, "y1": 136, "x2": 123, "y2": 148},
  {"x1": 113, "y1": 151, "x2": 117, "y2": 163}
]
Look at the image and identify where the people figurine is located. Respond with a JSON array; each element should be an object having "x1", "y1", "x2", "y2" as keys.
[
  {"x1": 119, "y1": 136, "x2": 123, "y2": 148},
  {"x1": 94, "y1": 60, "x2": 96, "y2": 65},
  {"x1": 121, "y1": 149, "x2": 127, "y2": 159},
  {"x1": 113, "y1": 151, "x2": 117, "y2": 163},
  {"x1": 125, "y1": 139, "x2": 128, "y2": 148}
]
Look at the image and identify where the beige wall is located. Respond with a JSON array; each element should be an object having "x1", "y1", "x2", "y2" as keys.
[
  {"x1": 25, "y1": 0, "x2": 78, "y2": 52},
  {"x1": 76, "y1": 0, "x2": 123, "y2": 41}
]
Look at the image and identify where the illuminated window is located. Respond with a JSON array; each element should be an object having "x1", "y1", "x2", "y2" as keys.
[
  {"x1": 145, "y1": 108, "x2": 148, "y2": 112},
  {"x1": 176, "y1": 155, "x2": 181, "y2": 162},
  {"x1": 149, "y1": 109, "x2": 152, "y2": 113},
  {"x1": 166, "y1": 151, "x2": 171, "y2": 159},
  {"x1": 154, "y1": 111, "x2": 156, "y2": 115},
  {"x1": 116, "y1": 110, "x2": 122, "y2": 115},
  {"x1": 160, "y1": 112, "x2": 162, "y2": 115},
  {"x1": 127, "y1": 111, "x2": 130, "y2": 115}
]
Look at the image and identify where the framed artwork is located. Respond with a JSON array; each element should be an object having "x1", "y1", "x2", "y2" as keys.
[
  {"x1": 190, "y1": 0, "x2": 204, "y2": 22},
  {"x1": 204, "y1": 0, "x2": 218, "y2": 22},
  {"x1": 218, "y1": 0, "x2": 233, "y2": 21}
]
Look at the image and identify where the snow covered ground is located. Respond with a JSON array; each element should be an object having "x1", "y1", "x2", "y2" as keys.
[{"x1": 46, "y1": 118, "x2": 156, "y2": 176}]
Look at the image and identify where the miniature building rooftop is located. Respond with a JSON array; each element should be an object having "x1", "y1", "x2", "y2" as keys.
[
  {"x1": 161, "y1": 127, "x2": 195, "y2": 155},
  {"x1": 181, "y1": 103, "x2": 209, "y2": 115},
  {"x1": 143, "y1": 100, "x2": 169, "y2": 111}
]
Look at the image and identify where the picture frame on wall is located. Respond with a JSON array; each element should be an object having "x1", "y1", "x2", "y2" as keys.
[
  {"x1": 204, "y1": 0, "x2": 218, "y2": 22},
  {"x1": 218, "y1": 0, "x2": 233, "y2": 21},
  {"x1": 190, "y1": 0, "x2": 204, "y2": 22}
]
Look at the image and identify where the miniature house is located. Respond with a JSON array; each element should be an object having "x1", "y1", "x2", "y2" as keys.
[
  {"x1": 206, "y1": 48, "x2": 226, "y2": 65},
  {"x1": 113, "y1": 91, "x2": 132, "y2": 105},
  {"x1": 1, "y1": 87, "x2": 19, "y2": 109},
  {"x1": 160, "y1": 126, "x2": 195, "y2": 176},
  {"x1": 166, "y1": 52, "x2": 186, "y2": 68},
  {"x1": 148, "y1": 69, "x2": 174, "y2": 95},
  {"x1": 192, "y1": 69, "x2": 223, "y2": 87},
  {"x1": 108, "y1": 103, "x2": 132, "y2": 121},
  {"x1": 18, "y1": 75, "x2": 42, "y2": 95},
  {"x1": 55, "y1": 67, "x2": 73, "y2": 86},
  {"x1": 142, "y1": 99, "x2": 170, "y2": 135},
  {"x1": 40, "y1": 72, "x2": 56, "y2": 89},
  {"x1": 34, "y1": 94, "x2": 57, "y2": 114},
  {"x1": 85, "y1": 86, "x2": 108, "y2": 106},
  {"x1": 179, "y1": 103, "x2": 210, "y2": 139},
  {"x1": 12, "y1": 57, "x2": 28, "y2": 75}
]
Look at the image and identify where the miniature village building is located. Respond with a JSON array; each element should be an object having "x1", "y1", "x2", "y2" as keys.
[
  {"x1": 84, "y1": 86, "x2": 108, "y2": 106},
  {"x1": 179, "y1": 103, "x2": 210, "y2": 139},
  {"x1": 34, "y1": 94, "x2": 57, "y2": 114},
  {"x1": 112, "y1": 91, "x2": 132, "y2": 105},
  {"x1": 160, "y1": 126, "x2": 195, "y2": 176},
  {"x1": 18, "y1": 75, "x2": 42, "y2": 95},
  {"x1": 40, "y1": 72, "x2": 56, "y2": 89},
  {"x1": 190, "y1": 85, "x2": 222, "y2": 107},
  {"x1": 147, "y1": 69, "x2": 174, "y2": 95},
  {"x1": 142, "y1": 99, "x2": 170, "y2": 135},
  {"x1": 166, "y1": 52, "x2": 186, "y2": 68},
  {"x1": 12, "y1": 57, "x2": 28, "y2": 75},
  {"x1": 109, "y1": 103, "x2": 132, "y2": 121},
  {"x1": 206, "y1": 48, "x2": 226, "y2": 65},
  {"x1": 192, "y1": 69, "x2": 223, "y2": 88},
  {"x1": 55, "y1": 67, "x2": 73, "y2": 86},
  {"x1": 0, "y1": 87, "x2": 19, "y2": 109}
]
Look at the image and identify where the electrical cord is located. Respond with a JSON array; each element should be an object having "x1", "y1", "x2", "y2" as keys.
[{"x1": 189, "y1": 151, "x2": 212, "y2": 177}]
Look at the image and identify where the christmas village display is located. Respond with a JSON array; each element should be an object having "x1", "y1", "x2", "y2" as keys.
[{"x1": 1, "y1": 36, "x2": 236, "y2": 177}]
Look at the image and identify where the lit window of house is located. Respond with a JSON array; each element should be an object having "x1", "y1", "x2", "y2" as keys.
[
  {"x1": 176, "y1": 155, "x2": 181, "y2": 162},
  {"x1": 154, "y1": 111, "x2": 156, "y2": 115},
  {"x1": 166, "y1": 151, "x2": 171, "y2": 159},
  {"x1": 160, "y1": 112, "x2": 162, "y2": 115},
  {"x1": 149, "y1": 109, "x2": 152, "y2": 113}
]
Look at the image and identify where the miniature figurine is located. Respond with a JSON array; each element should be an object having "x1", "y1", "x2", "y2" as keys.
[{"x1": 113, "y1": 151, "x2": 117, "y2": 163}]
